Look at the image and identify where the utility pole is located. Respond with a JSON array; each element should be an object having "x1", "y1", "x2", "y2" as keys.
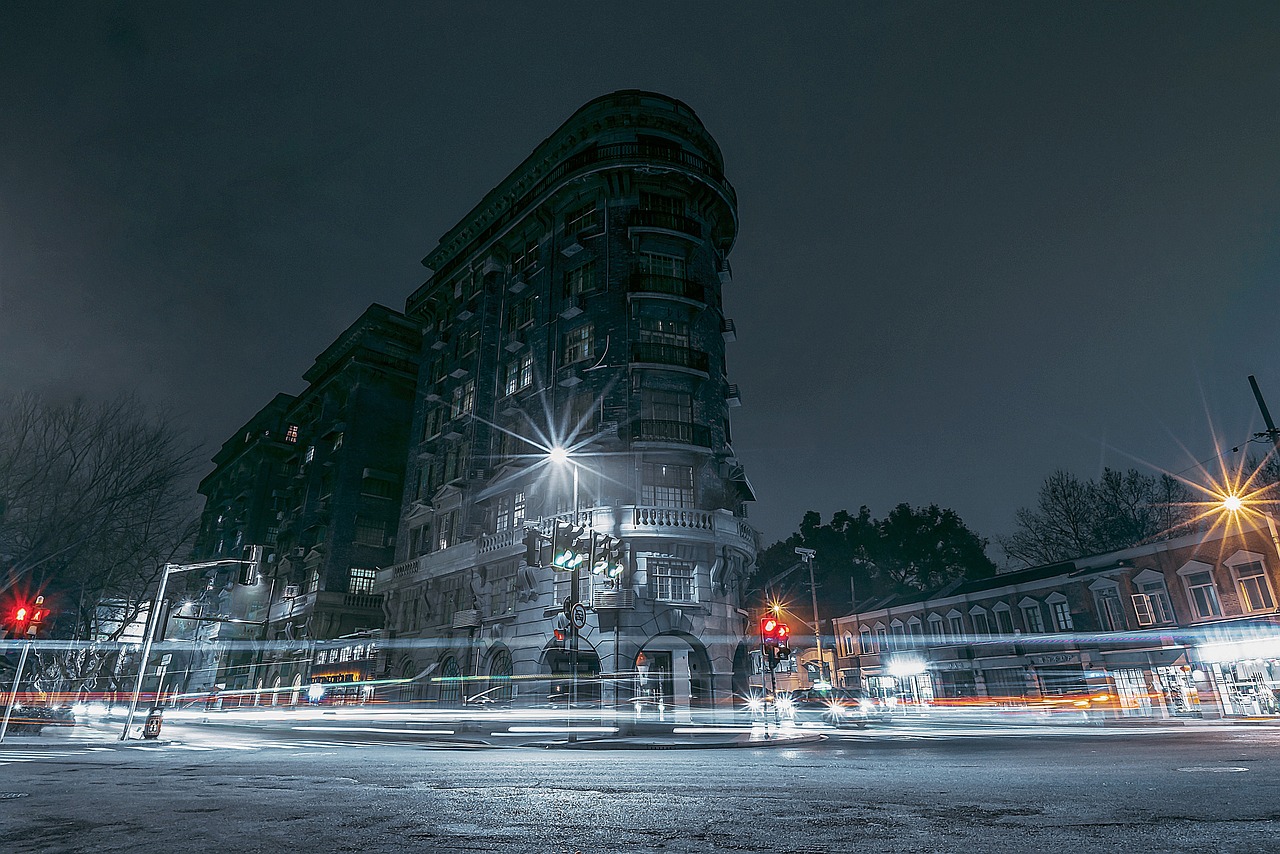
[
  {"x1": 795, "y1": 547, "x2": 826, "y2": 684},
  {"x1": 1249, "y1": 375, "x2": 1280, "y2": 452}
]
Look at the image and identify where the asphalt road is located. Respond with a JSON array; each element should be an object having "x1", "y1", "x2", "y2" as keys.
[{"x1": 4, "y1": 723, "x2": 1280, "y2": 853}]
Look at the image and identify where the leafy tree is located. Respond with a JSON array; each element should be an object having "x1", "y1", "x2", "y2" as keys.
[
  {"x1": 747, "y1": 504, "x2": 996, "y2": 621},
  {"x1": 1000, "y1": 467, "x2": 1196, "y2": 567}
]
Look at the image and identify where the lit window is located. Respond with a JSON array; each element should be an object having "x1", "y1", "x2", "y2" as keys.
[
  {"x1": 348, "y1": 567, "x2": 376, "y2": 594},
  {"x1": 504, "y1": 353, "x2": 533, "y2": 396},
  {"x1": 651, "y1": 560, "x2": 696, "y2": 603},
  {"x1": 285, "y1": 424, "x2": 299, "y2": 443},
  {"x1": 563, "y1": 324, "x2": 593, "y2": 364},
  {"x1": 512, "y1": 491, "x2": 526, "y2": 527},
  {"x1": 1183, "y1": 570, "x2": 1223, "y2": 618},
  {"x1": 641, "y1": 463, "x2": 693, "y2": 508},
  {"x1": 1095, "y1": 587, "x2": 1126, "y2": 631},
  {"x1": 1131, "y1": 573, "x2": 1175, "y2": 625},
  {"x1": 859, "y1": 627, "x2": 875, "y2": 653},
  {"x1": 1234, "y1": 561, "x2": 1276, "y2": 612},
  {"x1": 451, "y1": 380, "x2": 475, "y2": 418},
  {"x1": 304, "y1": 445, "x2": 315, "y2": 464}
]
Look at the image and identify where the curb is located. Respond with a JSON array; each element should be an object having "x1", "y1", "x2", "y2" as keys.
[{"x1": 530, "y1": 734, "x2": 825, "y2": 750}]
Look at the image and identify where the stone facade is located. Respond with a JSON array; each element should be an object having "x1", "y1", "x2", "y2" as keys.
[{"x1": 375, "y1": 91, "x2": 759, "y2": 717}]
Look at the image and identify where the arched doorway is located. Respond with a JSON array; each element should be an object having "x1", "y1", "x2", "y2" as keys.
[{"x1": 634, "y1": 633, "x2": 713, "y2": 721}]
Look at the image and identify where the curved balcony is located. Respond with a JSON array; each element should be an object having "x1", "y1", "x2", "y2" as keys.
[
  {"x1": 629, "y1": 419, "x2": 711, "y2": 447},
  {"x1": 630, "y1": 343, "x2": 709, "y2": 374},
  {"x1": 628, "y1": 273, "x2": 706, "y2": 304},
  {"x1": 628, "y1": 209, "x2": 702, "y2": 239}
]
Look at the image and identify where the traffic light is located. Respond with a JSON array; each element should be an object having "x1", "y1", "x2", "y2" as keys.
[
  {"x1": 5, "y1": 596, "x2": 46, "y2": 638},
  {"x1": 27, "y1": 596, "x2": 46, "y2": 636},
  {"x1": 523, "y1": 528, "x2": 548, "y2": 567},
  {"x1": 551, "y1": 522, "x2": 587, "y2": 570},
  {"x1": 238, "y1": 544, "x2": 263, "y2": 585},
  {"x1": 776, "y1": 622, "x2": 792, "y2": 660},
  {"x1": 594, "y1": 535, "x2": 625, "y2": 579}
]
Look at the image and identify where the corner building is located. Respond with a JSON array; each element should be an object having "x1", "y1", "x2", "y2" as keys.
[{"x1": 376, "y1": 91, "x2": 759, "y2": 717}]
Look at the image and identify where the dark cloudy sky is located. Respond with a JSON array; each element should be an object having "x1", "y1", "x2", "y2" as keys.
[{"x1": 2, "y1": 2, "x2": 1278, "y2": 554}]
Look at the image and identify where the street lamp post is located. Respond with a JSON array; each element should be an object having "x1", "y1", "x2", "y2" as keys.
[
  {"x1": 549, "y1": 447, "x2": 581, "y2": 742},
  {"x1": 119, "y1": 553, "x2": 259, "y2": 740}
]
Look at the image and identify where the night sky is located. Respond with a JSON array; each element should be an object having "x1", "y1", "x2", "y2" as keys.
[{"x1": 3, "y1": 3, "x2": 1278, "y2": 555}]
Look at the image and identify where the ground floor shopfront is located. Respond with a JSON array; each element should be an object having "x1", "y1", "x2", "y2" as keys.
[{"x1": 847, "y1": 641, "x2": 1280, "y2": 720}]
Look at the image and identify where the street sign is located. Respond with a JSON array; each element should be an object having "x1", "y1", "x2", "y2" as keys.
[{"x1": 570, "y1": 602, "x2": 587, "y2": 630}]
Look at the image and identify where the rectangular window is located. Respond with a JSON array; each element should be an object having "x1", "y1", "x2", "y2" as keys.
[
  {"x1": 503, "y1": 353, "x2": 533, "y2": 396},
  {"x1": 451, "y1": 380, "x2": 475, "y2": 418},
  {"x1": 284, "y1": 424, "x2": 299, "y2": 443},
  {"x1": 928, "y1": 617, "x2": 945, "y2": 638},
  {"x1": 565, "y1": 202, "x2": 600, "y2": 234},
  {"x1": 305, "y1": 569, "x2": 320, "y2": 594},
  {"x1": 641, "y1": 463, "x2": 694, "y2": 508},
  {"x1": 1140, "y1": 581, "x2": 1175, "y2": 623},
  {"x1": 638, "y1": 316, "x2": 691, "y2": 348},
  {"x1": 652, "y1": 560, "x2": 696, "y2": 603},
  {"x1": 348, "y1": 567, "x2": 377, "y2": 595},
  {"x1": 1096, "y1": 589, "x2": 1126, "y2": 631},
  {"x1": 511, "y1": 239, "x2": 539, "y2": 278},
  {"x1": 563, "y1": 323, "x2": 593, "y2": 364},
  {"x1": 353, "y1": 517, "x2": 386, "y2": 548},
  {"x1": 995, "y1": 608, "x2": 1014, "y2": 634},
  {"x1": 640, "y1": 191, "x2": 683, "y2": 214},
  {"x1": 641, "y1": 389, "x2": 692, "y2": 423},
  {"x1": 1021, "y1": 605, "x2": 1045, "y2": 633},
  {"x1": 638, "y1": 251, "x2": 686, "y2": 279},
  {"x1": 1235, "y1": 562, "x2": 1276, "y2": 612},
  {"x1": 458, "y1": 327, "x2": 479, "y2": 359},
  {"x1": 948, "y1": 615, "x2": 965, "y2": 637},
  {"x1": 495, "y1": 495, "x2": 512, "y2": 532},
  {"x1": 1185, "y1": 571, "x2": 1223, "y2": 618},
  {"x1": 512, "y1": 491, "x2": 526, "y2": 527},
  {"x1": 564, "y1": 260, "x2": 597, "y2": 298},
  {"x1": 361, "y1": 476, "x2": 398, "y2": 500},
  {"x1": 971, "y1": 611, "x2": 991, "y2": 635},
  {"x1": 436, "y1": 511, "x2": 456, "y2": 552},
  {"x1": 1051, "y1": 601, "x2": 1073, "y2": 631},
  {"x1": 506, "y1": 296, "x2": 535, "y2": 333}
]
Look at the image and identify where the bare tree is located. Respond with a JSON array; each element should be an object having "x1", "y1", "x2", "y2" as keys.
[
  {"x1": 0, "y1": 393, "x2": 201, "y2": 693},
  {"x1": 1000, "y1": 467, "x2": 1197, "y2": 567}
]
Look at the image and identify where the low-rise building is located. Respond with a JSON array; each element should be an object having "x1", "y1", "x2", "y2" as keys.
[{"x1": 834, "y1": 519, "x2": 1280, "y2": 718}]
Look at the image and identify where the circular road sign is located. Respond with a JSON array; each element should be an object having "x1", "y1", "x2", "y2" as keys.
[{"x1": 570, "y1": 602, "x2": 588, "y2": 630}]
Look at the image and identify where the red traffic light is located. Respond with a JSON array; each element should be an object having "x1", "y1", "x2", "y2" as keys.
[
  {"x1": 14, "y1": 605, "x2": 28, "y2": 622},
  {"x1": 776, "y1": 623, "x2": 790, "y2": 643}
]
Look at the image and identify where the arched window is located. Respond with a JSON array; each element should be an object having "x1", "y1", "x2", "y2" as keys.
[
  {"x1": 438, "y1": 656, "x2": 462, "y2": 706},
  {"x1": 488, "y1": 649, "x2": 514, "y2": 702}
]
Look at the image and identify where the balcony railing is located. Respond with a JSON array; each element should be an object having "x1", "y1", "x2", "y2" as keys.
[
  {"x1": 630, "y1": 343, "x2": 709, "y2": 373},
  {"x1": 628, "y1": 273, "x2": 706, "y2": 303},
  {"x1": 628, "y1": 209, "x2": 702, "y2": 238},
  {"x1": 630, "y1": 419, "x2": 711, "y2": 447}
]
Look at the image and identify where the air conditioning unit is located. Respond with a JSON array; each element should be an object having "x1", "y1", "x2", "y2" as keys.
[
  {"x1": 592, "y1": 589, "x2": 635, "y2": 610},
  {"x1": 561, "y1": 237, "x2": 583, "y2": 257},
  {"x1": 481, "y1": 257, "x2": 503, "y2": 276},
  {"x1": 559, "y1": 296, "x2": 586, "y2": 320},
  {"x1": 449, "y1": 367, "x2": 470, "y2": 379},
  {"x1": 509, "y1": 275, "x2": 528, "y2": 294},
  {"x1": 430, "y1": 334, "x2": 451, "y2": 351},
  {"x1": 283, "y1": 584, "x2": 299, "y2": 599},
  {"x1": 452, "y1": 609, "x2": 482, "y2": 629},
  {"x1": 469, "y1": 468, "x2": 490, "y2": 482},
  {"x1": 725, "y1": 384, "x2": 742, "y2": 407},
  {"x1": 504, "y1": 331, "x2": 526, "y2": 353},
  {"x1": 721, "y1": 318, "x2": 737, "y2": 342},
  {"x1": 457, "y1": 303, "x2": 476, "y2": 322}
]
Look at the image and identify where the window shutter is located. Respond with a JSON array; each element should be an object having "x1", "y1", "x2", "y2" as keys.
[{"x1": 1131, "y1": 593, "x2": 1154, "y2": 627}]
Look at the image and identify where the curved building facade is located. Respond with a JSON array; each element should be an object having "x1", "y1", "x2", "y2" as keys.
[{"x1": 376, "y1": 91, "x2": 758, "y2": 717}]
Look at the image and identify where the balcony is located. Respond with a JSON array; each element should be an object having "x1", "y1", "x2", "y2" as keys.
[
  {"x1": 628, "y1": 273, "x2": 705, "y2": 304},
  {"x1": 630, "y1": 342, "x2": 709, "y2": 374},
  {"x1": 628, "y1": 209, "x2": 702, "y2": 239},
  {"x1": 630, "y1": 419, "x2": 711, "y2": 447}
]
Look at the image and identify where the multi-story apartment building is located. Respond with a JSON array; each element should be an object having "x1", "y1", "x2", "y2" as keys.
[
  {"x1": 834, "y1": 518, "x2": 1280, "y2": 718},
  {"x1": 190, "y1": 304, "x2": 418, "y2": 697},
  {"x1": 375, "y1": 90, "x2": 759, "y2": 718}
]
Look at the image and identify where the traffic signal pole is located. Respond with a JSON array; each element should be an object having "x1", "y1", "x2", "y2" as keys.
[{"x1": 0, "y1": 640, "x2": 32, "y2": 744}]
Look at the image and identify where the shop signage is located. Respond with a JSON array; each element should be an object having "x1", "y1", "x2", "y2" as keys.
[
  {"x1": 1029, "y1": 653, "x2": 1081, "y2": 666},
  {"x1": 933, "y1": 660, "x2": 971, "y2": 671}
]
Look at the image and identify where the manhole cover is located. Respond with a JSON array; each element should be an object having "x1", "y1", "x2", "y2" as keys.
[
  {"x1": 0, "y1": 792, "x2": 30, "y2": 799},
  {"x1": 1176, "y1": 766, "x2": 1249, "y2": 773}
]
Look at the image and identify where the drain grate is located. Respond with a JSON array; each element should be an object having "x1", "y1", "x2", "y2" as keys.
[{"x1": 0, "y1": 792, "x2": 30, "y2": 799}]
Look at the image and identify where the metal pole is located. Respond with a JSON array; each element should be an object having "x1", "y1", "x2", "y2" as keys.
[
  {"x1": 1249, "y1": 375, "x2": 1280, "y2": 451},
  {"x1": 0, "y1": 641, "x2": 32, "y2": 743},
  {"x1": 121, "y1": 564, "x2": 173, "y2": 740},
  {"x1": 569, "y1": 463, "x2": 579, "y2": 743},
  {"x1": 796, "y1": 548, "x2": 826, "y2": 683}
]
